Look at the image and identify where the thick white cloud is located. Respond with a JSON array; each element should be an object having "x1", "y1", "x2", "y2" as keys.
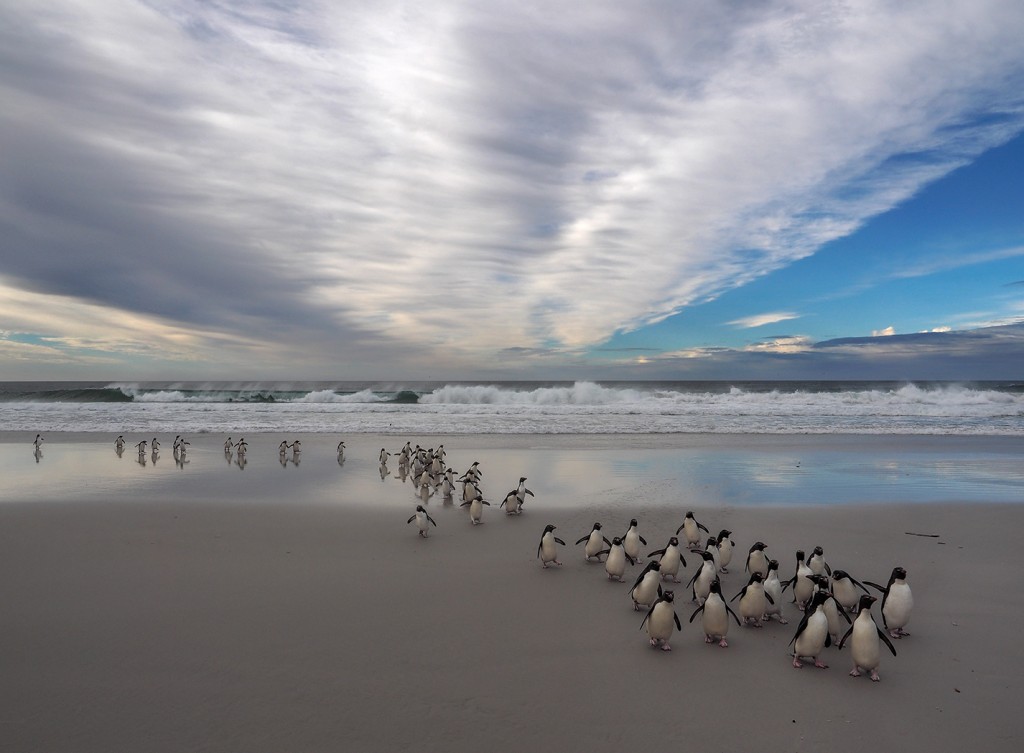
[{"x1": 1, "y1": 1, "x2": 1023, "y2": 376}]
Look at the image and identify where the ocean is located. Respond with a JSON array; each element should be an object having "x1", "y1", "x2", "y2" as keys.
[{"x1": 1, "y1": 380, "x2": 1021, "y2": 435}]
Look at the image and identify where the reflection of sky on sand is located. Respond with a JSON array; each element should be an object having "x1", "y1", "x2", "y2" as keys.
[{"x1": 2, "y1": 436, "x2": 1022, "y2": 509}]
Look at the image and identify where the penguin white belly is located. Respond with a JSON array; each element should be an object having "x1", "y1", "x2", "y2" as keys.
[
  {"x1": 850, "y1": 618, "x2": 881, "y2": 670},
  {"x1": 884, "y1": 584, "x2": 913, "y2": 629},
  {"x1": 683, "y1": 520, "x2": 700, "y2": 546},
  {"x1": 540, "y1": 536, "x2": 557, "y2": 563},
  {"x1": 624, "y1": 531, "x2": 641, "y2": 561},
  {"x1": 718, "y1": 541, "x2": 733, "y2": 570},
  {"x1": 632, "y1": 573, "x2": 660, "y2": 607},
  {"x1": 748, "y1": 551, "x2": 768, "y2": 577},
  {"x1": 606, "y1": 548, "x2": 626, "y2": 579},
  {"x1": 739, "y1": 587, "x2": 767, "y2": 621},
  {"x1": 794, "y1": 573, "x2": 813, "y2": 606},
  {"x1": 702, "y1": 597, "x2": 730, "y2": 638},
  {"x1": 764, "y1": 579, "x2": 784, "y2": 616},
  {"x1": 416, "y1": 514, "x2": 430, "y2": 536},
  {"x1": 795, "y1": 612, "x2": 828, "y2": 658},
  {"x1": 694, "y1": 565, "x2": 714, "y2": 603},
  {"x1": 823, "y1": 598, "x2": 842, "y2": 640},
  {"x1": 647, "y1": 603, "x2": 675, "y2": 641},
  {"x1": 469, "y1": 499, "x2": 483, "y2": 523},
  {"x1": 660, "y1": 548, "x2": 681, "y2": 580},
  {"x1": 832, "y1": 581, "x2": 859, "y2": 612}
]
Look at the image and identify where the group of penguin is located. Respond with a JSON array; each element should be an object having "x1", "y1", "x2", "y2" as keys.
[{"x1": 536, "y1": 510, "x2": 913, "y2": 681}]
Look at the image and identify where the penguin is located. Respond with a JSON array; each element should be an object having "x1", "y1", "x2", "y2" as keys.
[
  {"x1": 763, "y1": 559, "x2": 788, "y2": 624},
  {"x1": 789, "y1": 591, "x2": 832, "y2": 669},
  {"x1": 731, "y1": 572, "x2": 774, "y2": 627},
  {"x1": 621, "y1": 519, "x2": 647, "y2": 564},
  {"x1": 809, "y1": 574, "x2": 851, "y2": 644},
  {"x1": 640, "y1": 590, "x2": 683, "y2": 651},
  {"x1": 807, "y1": 545, "x2": 832, "y2": 577},
  {"x1": 463, "y1": 480, "x2": 482, "y2": 505},
  {"x1": 32, "y1": 434, "x2": 44, "y2": 450},
  {"x1": 686, "y1": 549, "x2": 717, "y2": 605},
  {"x1": 865, "y1": 566, "x2": 913, "y2": 639},
  {"x1": 838, "y1": 594, "x2": 897, "y2": 682},
  {"x1": 647, "y1": 536, "x2": 687, "y2": 583},
  {"x1": 135, "y1": 439, "x2": 148, "y2": 455},
  {"x1": 830, "y1": 569, "x2": 870, "y2": 614},
  {"x1": 689, "y1": 579, "x2": 741, "y2": 647},
  {"x1": 290, "y1": 440, "x2": 301, "y2": 458},
  {"x1": 379, "y1": 448, "x2": 391, "y2": 464},
  {"x1": 675, "y1": 511, "x2": 709, "y2": 547},
  {"x1": 628, "y1": 561, "x2": 663, "y2": 611},
  {"x1": 515, "y1": 477, "x2": 534, "y2": 509},
  {"x1": 115, "y1": 435, "x2": 125, "y2": 451},
  {"x1": 407, "y1": 505, "x2": 437, "y2": 538},
  {"x1": 575, "y1": 523, "x2": 612, "y2": 561},
  {"x1": 499, "y1": 488, "x2": 522, "y2": 515},
  {"x1": 439, "y1": 469, "x2": 457, "y2": 499},
  {"x1": 224, "y1": 437, "x2": 234, "y2": 453},
  {"x1": 745, "y1": 541, "x2": 769, "y2": 578},
  {"x1": 459, "y1": 494, "x2": 490, "y2": 525},
  {"x1": 781, "y1": 550, "x2": 814, "y2": 609},
  {"x1": 337, "y1": 440, "x2": 346, "y2": 460},
  {"x1": 537, "y1": 524, "x2": 565, "y2": 568},
  {"x1": 703, "y1": 535, "x2": 721, "y2": 573},
  {"x1": 716, "y1": 529, "x2": 735, "y2": 573},
  {"x1": 601, "y1": 537, "x2": 634, "y2": 581},
  {"x1": 279, "y1": 440, "x2": 291, "y2": 456}
]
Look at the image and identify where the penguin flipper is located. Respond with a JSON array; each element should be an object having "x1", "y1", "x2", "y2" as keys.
[
  {"x1": 603, "y1": 537, "x2": 612, "y2": 547},
  {"x1": 825, "y1": 632, "x2": 832, "y2": 648},
  {"x1": 688, "y1": 605, "x2": 705, "y2": 623},
  {"x1": 824, "y1": 562, "x2": 832, "y2": 576},
  {"x1": 863, "y1": 581, "x2": 886, "y2": 593},
  {"x1": 788, "y1": 613, "x2": 812, "y2": 647},
  {"x1": 673, "y1": 612, "x2": 682, "y2": 631},
  {"x1": 575, "y1": 535, "x2": 590, "y2": 545},
  {"x1": 554, "y1": 537, "x2": 565, "y2": 546},
  {"x1": 837, "y1": 603, "x2": 852, "y2": 624},
  {"x1": 428, "y1": 515, "x2": 437, "y2": 527},
  {"x1": 726, "y1": 604, "x2": 742, "y2": 626},
  {"x1": 674, "y1": 523, "x2": 685, "y2": 535},
  {"x1": 407, "y1": 515, "x2": 416, "y2": 524},
  {"x1": 729, "y1": 587, "x2": 745, "y2": 603},
  {"x1": 525, "y1": 488, "x2": 534, "y2": 496},
  {"x1": 460, "y1": 501, "x2": 471, "y2": 508},
  {"x1": 595, "y1": 549, "x2": 610, "y2": 558},
  {"x1": 625, "y1": 552, "x2": 635, "y2": 566},
  {"x1": 764, "y1": 591, "x2": 775, "y2": 605},
  {"x1": 639, "y1": 535, "x2": 647, "y2": 545},
  {"x1": 639, "y1": 604, "x2": 655, "y2": 631},
  {"x1": 685, "y1": 568, "x2": 701, "y2": 589},
  {"x1": 849, "y1": 575, "x2": 870, "y2": 593},
  {"x1": 878, "y1": 627, "x2": 898, "y2": 656},
  {"x1": 697, "y1": 522, "x2": 709, "y2": 533},
  {"x1": 648, "y1": 548, "x2": 666, "y2": 558},
  {"x1": 837, "y1": 625, "x2": 854, "y2": 650}
]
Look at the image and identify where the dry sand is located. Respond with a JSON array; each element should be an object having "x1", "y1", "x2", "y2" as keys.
[{"x1": 1, "y1": 433, "x2": 1022, "y2": 752}]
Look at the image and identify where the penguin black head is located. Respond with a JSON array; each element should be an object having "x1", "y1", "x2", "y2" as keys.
[
  {"x1": 768, "y1": 559, "x2": 780, "y2": 571},
  {"x1": 662, "y1": 590, "x2": 675, "y2": 603},
  {"x1": 717, "y1": 529, "x2": 732, "y2": 539},
  {"x1": 812, "y1": 546, "x2": 824, "y2": 556},
  {"x1": 592, "y1": 522, "x2": 602, "y2": 530},
  {"x1": 650, "y1": 561, "x2": 661, "y2": 571},
  {"x1": 809, "y1": 574, "x2": 829, "y2": 589},
  {"x1": 694, "y1": 549, "x2": 715, "y2": 561},
  {"x1": 810, "y1": 591, "x2": 830, "y2": 610},
  {"x1": 749, "y1": 572, "x2": 764, "y2": 584},
  {"x1": 519, "y1": 476, "x2": 527, "y2": 482},
  {"x1": 858, "y1": 594, "x2": 877, "y2": 611},
  {"x1": 832, "y1": 569, "x2": 848, "y2": 580},
  {"x1": 685, "y1": 511, "x2": 695, "y2": 518},
  {"x1": 669, "y1": 536, "x2": 679, "y2": 546},
  {"x1": 415, "y1": 505, "x2": 426, "y2": 512},
  {"x1": 709, "y1": 579, "x2": 723, "y2": 594},
  {"x1": 892, "y1": 566, "x2": 907, "y2": 580},
  {"x1": 629, "y1": 518, "x2": 638, "y2": 526},
  {"x1": 705, "y1": 536, "x2": 718, "y2": 549},
  {"x1": 612, "y1": 536, "x2": 623, "y2": 545},
  {"x1": 750, "y1": 541, "x2": 767, "y2": 552},
  {"x1": 543, "y1": 524, "x2": 557, "y2": 533},
  {"x1": 795, "y1": 550, "x2": 805, "y2": 561}
]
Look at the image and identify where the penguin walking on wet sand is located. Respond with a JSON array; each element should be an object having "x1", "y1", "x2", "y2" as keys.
[
  {"x1": 716, "y1": 530, "x2": 735, "y2": 573},
  {"x1": 439, "y1": 469, "x2": 457, "y2": 499},
  {"x1": 515, "y1": 477, "x2": 534, "y2": 509},
  {"x1": 790, "y1": 591, "x2": 832, "y2": 669},
  {"x1": 641, "y1": 590, "x2": 683, "y2": 651},
  {"x1": 337, "y1": 440, "x2": 345, "y2": 460},
  {"x1": 782, "y1": 550, "x2": 814, "y2": 609},
  {"x1": 690, "y1": 579, "x2": 741, "y2": 647},
  {"x1": 839, "y1": 594, "x2": 897, "y2": 682},
  {"x1": 379, "y1": 448, "x2": 390, "y2": 465},
  {"x1": 687, "y1": 549, "x2": 717, "y2": 606},
  {"x1": 865, "y1": 567, "x2": 914, "y2": 639},
  {"x1": 647, "y1": 537, "x2": 687, "y2": 583},
  {"x1": 628, "y1": 561, "x2": 663, "y2": 611},
  {"x1": 135, "y1": 439, "x2": 148, "y2": 455},
  {"x1": 537, "y1": 525, "x2": 565, "y2": 568},
  {"x1": 407, "y1": 505, "x2": 437, "y2": 538},
  {"x1": 115, "y1": 435, "x2": 125, "y2": 451},
  {"x1": 621, "y1": 519, "x2": 647, "y2": 564},
  {"x1": 807, "y1": 545, "x2": 832, "y2": 577},
  {"x1": 830, "y1": 570, "x2": 870, "y2": 614},
  {"x1": 763, "y1": 559, "x2": 788, "y2": 624},
  {"x1": 601, "y1": 537, "x2": 634, "y2": 581},
  {"x1": 500, "y1": 488, "x2": 522, "y2": 515},
  {"x1": 460, "y1": 494, "x2": 490, "y2": 525},
  {"x1": 676, "y1": 511, "x2": 709, "y2": 548},
  {"x1": 575, "y1": 523, "x2": 612, "y2": 561},
  {"x1": 33, "y1": 434, "x2": 44, "y2": 450},
  {"x1": 745, "y1": 541, "x2": 770, "y2": 578},
  {"x1": 731, "y1": 572, "x2": 774, "y2": 628}
]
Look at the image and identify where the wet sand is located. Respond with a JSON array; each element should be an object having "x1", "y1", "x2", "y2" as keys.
[{"x1": 1, "y1": 433, "x2": 1022, "y2": 751}]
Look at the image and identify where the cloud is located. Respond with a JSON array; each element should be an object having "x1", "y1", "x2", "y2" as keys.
[
  {"x1": 872, "y1": 326, "x2": 896, "y2": 337},
  {"x1": 1, "y1": 1, "x2": 1024, "y2": 376},
  {"x1": 727, "y1": 312, "x2": 800, "y2": 328},
  {"x1": 744, "y1": 336, "x2": 813, "y2": 353}
]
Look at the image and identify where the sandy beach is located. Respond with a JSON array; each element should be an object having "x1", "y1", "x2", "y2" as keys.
[{"x1": 2, "y1": 433, "x2": 1022, "y2": 752}]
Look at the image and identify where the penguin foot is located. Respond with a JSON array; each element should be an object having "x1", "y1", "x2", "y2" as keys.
[
  {"x1": 813, "y1": 659, "x2": 829, "y2": 669},
  {"x1": 870, "y1": 670, "x2": 881, "y2": 682},
  {"x1": 752, "y1": 620, "x2": 763, "y2": 628},
  {"x1": 718, "y1": 638, "x2": 729, "y2": 648},
  {"x1": 792, "y1": 657, "x2": 803, "y2": 669},
  {"x1": 849, "y1": 667, "x2": 862, "y2": 677},
  {"x1": 660, "y1": 643, "x2": 672, "y2": 652},
  {"x1": 704, "y1": 635, "x2": 714, "y2": 644},
  {"x1": 650, "y1": 638, "x2": 659, "y2": 647}
]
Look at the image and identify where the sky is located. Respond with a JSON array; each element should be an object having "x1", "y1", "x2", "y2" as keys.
[{"x1": 2, "y1": 0, "x2": 1023, "y2": 381}]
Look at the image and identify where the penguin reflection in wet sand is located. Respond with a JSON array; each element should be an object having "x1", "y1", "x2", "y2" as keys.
[
  {"x1": 790, "y1": 591, "x2": 832, "y2": 669},
  {"x1": 407, "y1": 505, "x2": 437, "y2": 538},
  {"x1": 865, "y1": 566, "x2": 914, "y2": 639},
  {"x1": 689, "y1": 579, "x2": 741, "y2": 647},
  {"x1": 537, "y1": 525, "x2": 565, "y2": 568},
  {"x1": 641, "y1": 591, "x2": 683, "y2": 651},
  {"x1": 575, "y1": 523, "x2": 612, "y2": 561},
  {"x1": 839, "y1": 594, "x2": 897, "y2": 682}
]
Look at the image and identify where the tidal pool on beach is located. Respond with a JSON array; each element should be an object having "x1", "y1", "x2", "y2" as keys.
[{"x1": 3, "y1": 433, "x2": 1022, "y2": 508}]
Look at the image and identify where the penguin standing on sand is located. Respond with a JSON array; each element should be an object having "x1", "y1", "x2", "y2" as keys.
[
  {"x1": 809, "y1": 574, "x2": 851, "y2": 644},
  {"x1": 621, "y1": 519, "x2": 647, "y2": 564},
  {"x1": 763, "y1": 559, "x2": 788, "y2": 624},
  {"x1": 641, "y1": 590, "x2": 683, "y2": 651},
  {"x1": 337, "y1": 440, "x2": 345, "y2": 460},
  {"x1": 807, "y1": 545, "x2": 832, "y2": 577},
  {"x1": 379, "y1": 448, "x2": 390, "y2": 465},
  {"x1": 460, "y1": 494, "x2": 490, "y2": 525},
  {"x1": 676, "y1": 512, "x2": 709, "y2": 548},
  {"x1": 687, "y1": 549, "x2": 717, "y2": 605},
  {"x1": 731, "y1": 572, "x2": 774, "y2": 627},
  {"x1": 647, "y1": 537, "x2": 687, "y2": 583},
  {"x1": 575, "y1": 523, "x2": 612, "y2": 561},
  {"x1": 115, "y1": 435, "x2": 125, "y2": 451},
  {"x1": 690, "y1": 579, "x2": 741, "y2": 647},
  {"x1": 745, "y1": 541, "x2": 769, "y2": 578},
  {"x1": 790, "y1": 591, "x2": 832, "y2": 669},
  {"x1": 33, "y1": 434, "x2": 44, "y2": 450},
  {"x1": 407, "y1": 505, "x2": 437, "y2": 538},
  {"x1": 601, "y1": 537, "x2": 634, "y2": 581},
  {"x1": 839, "y1": 594, "x2": 897, "y2": 682},
  {"x1": 499, "y1": 488, "x2": 522, "y2": 515},
  {"x1": 865, "y1": 567, "x2": 914, "y2": 639},
  {"x1": 716, "y1": 530, "x2": 735, "y2": 573},
  {"x1": 515, "y1": 477, "x2": 534, "y2": 509},
  {"x1": 628, "y1": 561, "x2": 663, "y2": 611},
  {"x1": 830, "y1": 570, "x2": 870, "y2": 614},
  {"x1": 537, "y1": 525, "x2": 565, "y2": 568},
  {"x1": 782, "y1": 550, "x2": 814, "y2": 609}
]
